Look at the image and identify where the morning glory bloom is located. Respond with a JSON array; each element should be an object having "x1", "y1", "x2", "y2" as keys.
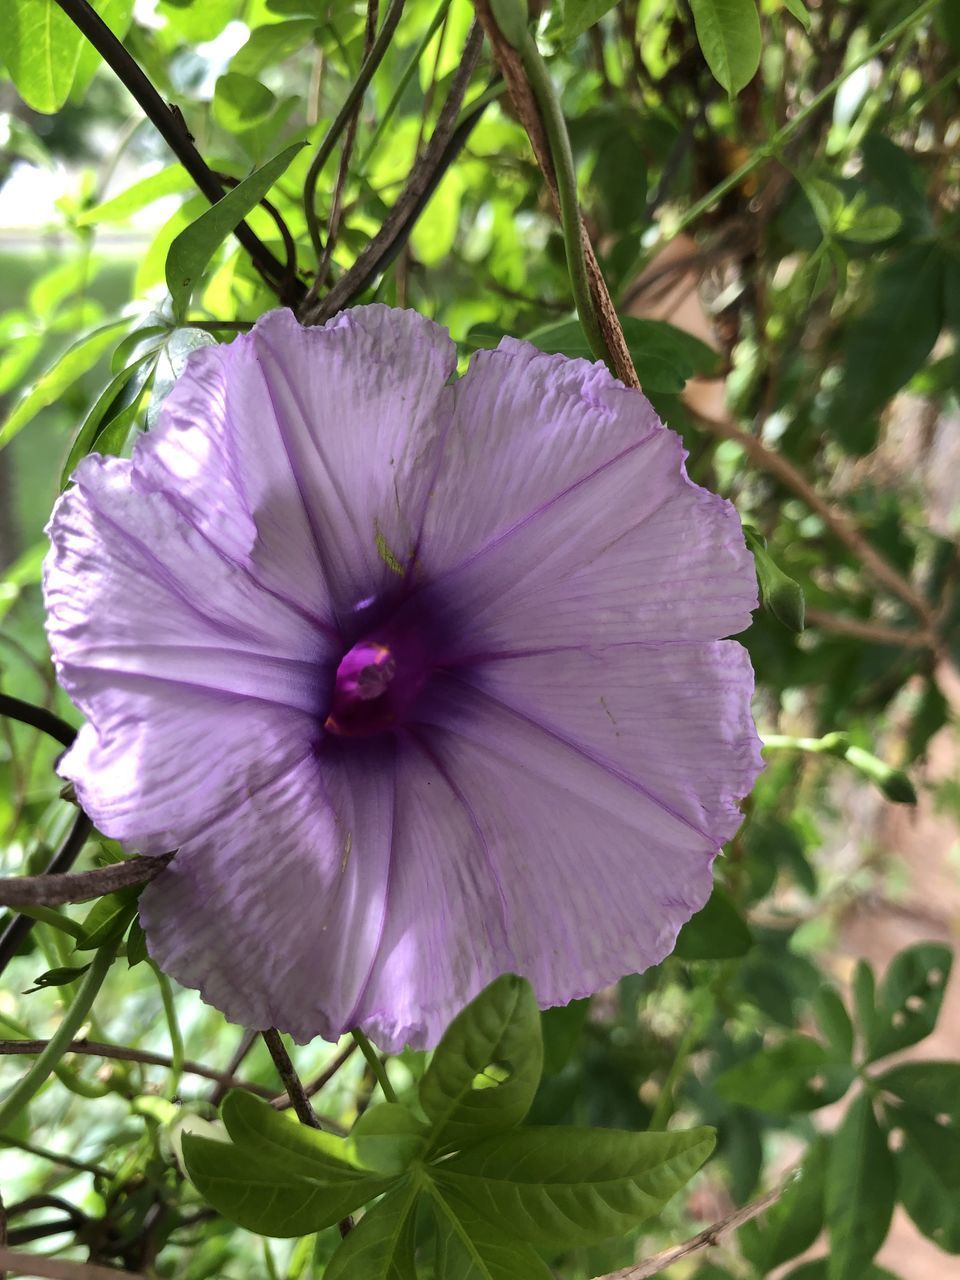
[{"x1": 44, "y1": 307, "x2": 762, "y2": 1050}]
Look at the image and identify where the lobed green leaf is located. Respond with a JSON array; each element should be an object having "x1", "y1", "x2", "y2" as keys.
[{"x1": 432, "y1": 1124, "x2": 715, "y2": 1248}]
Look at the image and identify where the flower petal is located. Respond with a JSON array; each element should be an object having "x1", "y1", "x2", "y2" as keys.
[
  {"x1": 137, "y1": 308, "x2": 455, "y2": 633},
  {"x1": 416, "y1": 341, "x2": 755, "y2": 649},
  {"x1": 44, "y1": 453, "x2": 329, "y2": 850},
  {"x1": 355, "y1": 650, "x2": 757, "y2": 1050},
  {"x1": 140, "y1": 745, "x2": 396, "y2": 1041},
  {"x1": 460, "y1": 640, "x2": 762, "y2": 839}
]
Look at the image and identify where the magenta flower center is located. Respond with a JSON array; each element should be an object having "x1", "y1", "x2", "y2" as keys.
[{"x1": 324, "y1": 625, "x2": 431, "y2": 737}]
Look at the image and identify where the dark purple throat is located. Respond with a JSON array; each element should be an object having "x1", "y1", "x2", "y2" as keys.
[{"x1": 324, "y1": 615, "x2": 434, "y2": 738}]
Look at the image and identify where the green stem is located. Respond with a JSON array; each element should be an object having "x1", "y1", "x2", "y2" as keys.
[
  {"x1": 358, "y1": 0, "x2": 453, "y2": 174},
  {"x1": 0, "y1": 940, "x2": 117, "y2": 1133},
  {"x1": 761, "y1": 731, "x2": 849, "y2": 756},
  {"x1": 650, "y1": 0, "x2": 939, "y2": 251},
  {"x1": 350, "y1": 1028, "x2": 397, "y2": 1103},
  {"x1": 648, "y1": 1010, "x2": 704, "y2": 1131},
  {"x1": 518, "y1": 33, "x2": 610, "y2": 368},
  {"x1": 155, "y1": 968, "x2": 184, "y2": 1098},
  {"x1": 14, "y1": 905, "x2": 86, "y2": 942}
]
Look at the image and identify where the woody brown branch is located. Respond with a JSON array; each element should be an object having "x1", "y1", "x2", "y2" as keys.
[{"x1": 0, "y1": 854, "x2": 174, "y2": 908}]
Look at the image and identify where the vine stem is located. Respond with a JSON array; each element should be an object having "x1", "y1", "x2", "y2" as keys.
[
  {"x1": 351, "y1": 1027, "x2": 398, "y2": 1103},
  {"x1": 518, "y1": 31, "x2": 608, "y2": 368},
  {"x1": 0, "y1": 941, "x2": 118, "y2": 1135},
  {"x1": 51, "y1": 0, "x2": 298, "y2": 303},
  {"x1": 473, "y1": 0, "x2": 639, "y2": 388}
]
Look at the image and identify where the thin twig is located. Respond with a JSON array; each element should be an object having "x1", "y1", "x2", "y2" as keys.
[
  {"x1": 0, "y1": 813, "x2": 93, "y2": 977},
  {"x1": 303, "y1": 0, "x2": 407, "y2": 266},
  {"x1": 0, "y1": 1039, "x2": 276, "y2": 1100},
  {"x1": 0, "y1": 1248, "x2": 145, "y2": 1280},
  {"x1": 51, "y1": 0, "x2": 299, "y2": 304},
  {"x1": 315, "y1": 0, "x2": 380, "y2": 289},
  {"x1": 592, "y1": 1173, "x2": 793, "y2": 1279},
  {"x1": 300, "y1": 23, "x2": 485, "y2": 324},
  {"x1": 0, "y1": 854, "x2": 174, "y2": 908},
  {"x1": 262, "y1": 1030, "x2": 353, "y2": 1235},
  {"x1": 261, "y1": 1030, "x2": 324, "y2": 1128},
  {"x1": 208, "y1": 1028, "x2": 258, "y2": 1107},
  {"x1": 804, "y1": 607, "x2": 933, "y2": 650},
  {"x1": 272, "y1": 1039, "x2": 358, "y2": 1109},
  {"x1": 0, "y1": 1135, "x2": 111, "y2": 1180},
  {"x1": 688, "y1": 411, "x2": 938, "y2": 628}
]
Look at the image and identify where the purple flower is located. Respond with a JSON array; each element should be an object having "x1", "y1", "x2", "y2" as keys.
[{"x1": 44, "y1": 307, "x2": 762, "y2": 1050}]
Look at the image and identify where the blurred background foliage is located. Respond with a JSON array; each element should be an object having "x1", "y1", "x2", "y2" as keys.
[{"x1": 0, "y1": 0, "x2": 958, "y2": 1276}]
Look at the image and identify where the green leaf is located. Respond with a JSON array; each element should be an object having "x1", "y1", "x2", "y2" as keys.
[
  {"x1": 75, "y1": 890, "x2": 140, "y2": 951},
  {"x1": 525, "y1": 316, "x2": 719, "y2": 392},
  {"x1": 540, "y1": 999, "x2": 589, "y2": 1075},
  {"x1": 182, "y1": 1127, "x2": 394, "y2": 1237},
  {"x1": 23, "y1": 964, "x2": 92, "y2": 995},
  {"x1": 76, "y1": 167, "x2": 193, "y2": 227},
  {"x1": 715, "y1": 1036, "x2": 853, "y2": 1113},
  {"x1": 158, "y1": 0, "x2": 237, "y2": 41},
  {"x1": 0, "y1": 0, "x2": 84, "y2": 113},
  {"x1": 688, "y1": 0, "x2": 762, "y2": 96},
  {"x1": 781, "y1": 0, "x2": 811, "y2": 30},
  {"x1": 419, "y1": 975, "x2": 543, "y2": 1152},
  {"x1": 740, "y1": 1137, "x2": 827, "y2": 1271},
  {"x1": 220, "y1": 1091, "x2": 372, "y2": 1180},
  {"x1": 433, "y1": 1125, "x2": 715, "y2": 1248},
  {"x1": 876, "y1": 1060, "x2": 960, "y2": 1123},
  {"x1": 892, "y1": 1104, "x2": 960, "y2": 1253},
  {"x1": 164, "y1": 142, "x2": 303, "y2": 321},
  {"x1": 866, "y1": 943, "x2": 952, "y2": 1062},
  {"x1": 126, "y1": 918, "x2": 149, "y2": 968},
  {"x1": 837, "y1": 202, "x2": 902, "y2": 245},
  {"x1": 812, "y1": 986, "x2": 854, "y2": 1062},
  {"x1": 431, "y1": 1195, "x2": 554, "y2": 1280},
  {"x1": 824, "y1": 1092, "x2": 894, "y2": 1280},
  {"x1": 559, "y1": 0, "x2": 619, "y2": 42},
  {"x1": 852, "y1": 958, "x2": 877, "y2": 1053},
  {"x1": 829, "y1": 244, "x2": 944, "y2": 454},
  {"x1": 0, "y1": 320, "x2": 130, "y2": 450},
  {"x1": 674, "y1": 887, "x2": 753, "y2": 960},
  {"x1": 61, "y1": 348, "x2": 160, "y2": 486},
  {"x1": 785, "y1": 1264, "x2": 901, "y2": 1280},
  {"x1": 348, "y1": 1105, "x2": 429, "y2": 1175},
  {"x1": 231, "y1": 19, "x2": 319, "y2": 76},
  {"x1": 324, "y1": 1183, "x2": 420, "y2": 1280},
  {"x1": 489, "y1": 0, "x2": 528, "y2": 48},
  {"x1": 213, "y1": 73, "x2": 277, "y2": 133}
]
